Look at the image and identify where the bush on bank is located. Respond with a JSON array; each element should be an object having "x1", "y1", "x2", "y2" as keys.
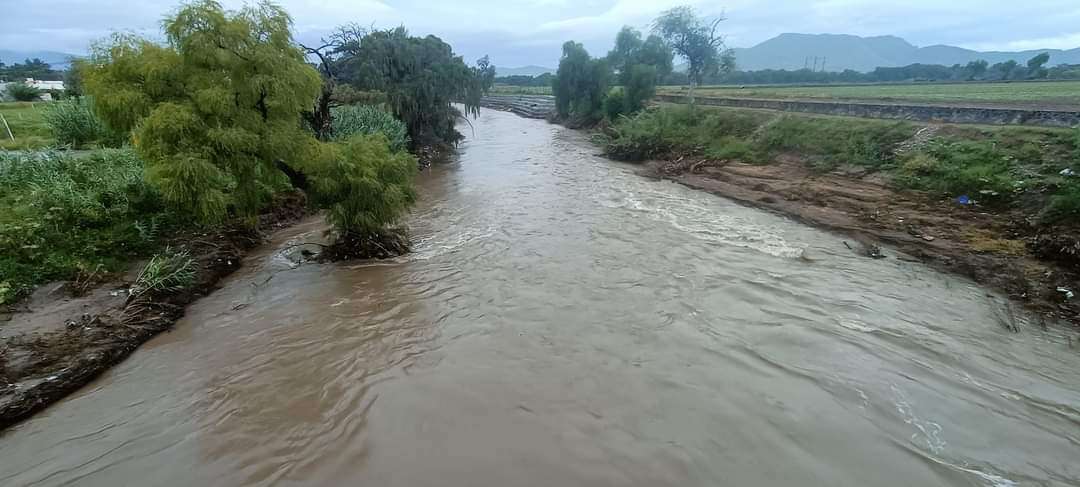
[
  {"x1": 0, "y1": 149, "x2": 169, "y2": 304},
  {"x1": 600, "y1": 105, "x2": 1080, "y2": 225}
]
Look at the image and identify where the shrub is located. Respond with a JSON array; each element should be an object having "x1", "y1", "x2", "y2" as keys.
[
  {"x1": 0, "y1": 149, "x2": 168, "y2": 303},
  {"x1": 42, "y1": 96, "x2": 115, "y2": 148},
  {"x1": 5, "y1": 82, "x2": 41, "y2": 102},
  {"x1": 603, "y1": 89, "x2": 627, "y2": 121},
  {"x1": 757, "y1": 116, "x2": 914, "y2": 170},
  {"x1": 330, "y1": 105, "x2": 409, "y2": 152},
  {"x1": 895, "y1": 140, "x2": 1018, "y2": 201},
  {"x1": 1041, "y1": 182, "x2": 1080, "y2": 224}
]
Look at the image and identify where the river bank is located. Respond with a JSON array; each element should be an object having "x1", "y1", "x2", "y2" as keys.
[
  {"x1": 0, "y1": 192, "x2": 308, "y2": 429},
  {"x1": 639, "y1": 155, "x2": 1080, "y2": 330}
]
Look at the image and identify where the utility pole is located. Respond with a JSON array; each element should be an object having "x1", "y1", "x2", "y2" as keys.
[
  {"x1": 804, "y1": 57, "x2": 809, "y2": 70},
  {"x1": 813, "y1": 56, "x2": 819, "y2": 72},
  {"x1": 821, "y1": 57, "x2": 826, "y2": 73}
]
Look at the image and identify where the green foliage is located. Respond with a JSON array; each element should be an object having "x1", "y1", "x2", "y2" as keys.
[
  {"x1": 304, "y1": 134, "x2": 418, "y2": 236},
  {"x1": 337, "y1": 27, "x2": 480, "y2": 148},
  {"x1": 603, "y1": 88, "x2": 627, "y2": 121},
  {"x1": 330, "y1": 104, "x2": 409, "y2": 151},
  {"x1": 0, "y1": 149, "x2": 167, "y2": 303},
  {"x1": 0, "y1": 102, "x2": 53, "y2": 150},
  {"x1": 623, "y1": 64, "x2": 657, "y2": 114},
  {"x1": 130, "y1": 246, "x2": 196, "y2": 301},
  {"x1": 652, "y1": 6, "x2": 734, "y2": 88},
  {"x1": 602, "y1": 106, "x2": 769, "y2": 161},
  {"x1": 82, "y1": 0, "x2": 322, "y2": 224},
  {"x1": 756, "y1": 116, "x2": 914, "y2": 170},
  {"x1": 42, "y1": 96, "x2": 117, "y2": 148},
  {"x1": 552, "y1": 41, "x2": 609, "y2": 126},
  {"x1": 608, "y1": 26, "x2": 673, "y2": 86},
  {"x1": 6, "y1": 82, "x2": 41, "y2": 102},
  {"x1": 0, "y1": 58, "x2": 62, "y2": 82},
  {"x1": 1041, "y1": 182, "x2": 1080, "y2": 224},
  {"x1": 895, "y1": 140, "x2": 1018, "y2": 201}
]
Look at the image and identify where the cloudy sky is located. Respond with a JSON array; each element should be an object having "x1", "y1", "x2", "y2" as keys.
[{"x1": 3, "y1": 0, "x2": 1080, "y2": 67}]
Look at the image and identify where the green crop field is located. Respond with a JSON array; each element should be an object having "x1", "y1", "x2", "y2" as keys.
[
  {"x1": 0, "y1": 102, "x2": 53, "y2": 150},
  {"x1": 656, "y1": 80, "x2": 1080, "y2": 107}
]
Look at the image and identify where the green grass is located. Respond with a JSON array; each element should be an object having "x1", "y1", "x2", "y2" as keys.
[
  {"x1": 0, "y1": 102, "x2": 54, "y2": 150},
  {"x1": 490, "y1": 85, "x2": 553, "y2": 95},
  {"x1": 600, "y1": 105, "x2": 1080, "y2": 224},
  {"x1": 657, "y1": 80, "x2": 1080, "y2": 106}
]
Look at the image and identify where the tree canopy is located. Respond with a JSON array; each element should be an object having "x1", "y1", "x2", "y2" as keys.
[
  {"x1": 652, "y1": 6, "x2": 734, "y2": 92},
  {"x1": 334, "y1": 27, "x2": 483, "y2": 149},
  {"x1": 552, "y1": 41, "x2": 609, "y2": 125},
  {"x1": 83, "y1": 0, "x2": 322, "y2": 223}
]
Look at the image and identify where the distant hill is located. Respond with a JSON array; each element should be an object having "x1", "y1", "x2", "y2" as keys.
[
  {"x1": 732, "y1": 34, "x2": 1080, "y2": 72},
  {"x1": 0, "y1": 50, "x2": 79, "y2": 70},
  {"x1": 496, "y1": 65, "x2": 554, "y2": 77}
]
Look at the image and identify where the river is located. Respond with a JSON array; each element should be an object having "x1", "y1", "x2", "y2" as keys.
[{"x1": 1, "y1": 108, "x2": 1079, "y2": 486}]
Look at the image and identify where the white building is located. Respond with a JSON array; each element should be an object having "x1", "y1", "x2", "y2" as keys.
[{"x1": 0, "y1": 78, "x2": 66, "y2": 101}]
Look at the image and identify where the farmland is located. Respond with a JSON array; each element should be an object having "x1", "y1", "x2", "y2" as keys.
[{"x1": 656, "y1": 80, "x2": 1080, "y2": 109}]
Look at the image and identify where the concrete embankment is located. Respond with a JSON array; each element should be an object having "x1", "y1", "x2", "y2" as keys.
[
  {"x1": 655, "y1": 94, "x2": 1080, "y2": 128},
  {"x1": 479, "y1": 95, "x2": 555, "y2": 119}
]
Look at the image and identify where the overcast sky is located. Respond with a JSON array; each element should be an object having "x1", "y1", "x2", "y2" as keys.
[{"x1": 3, "y1": 0, "x2": 1080, "y2": 67}]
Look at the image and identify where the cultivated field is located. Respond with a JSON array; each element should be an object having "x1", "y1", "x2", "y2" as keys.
[
  {"x1": 490, "y1": 84, "x2": 553, "y2": 95},
  {"x1": 657, "y1": 80, "x2": 1080, "y2": 108}
]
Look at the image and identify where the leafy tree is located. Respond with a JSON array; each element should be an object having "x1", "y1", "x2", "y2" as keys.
[
  {"x1": 964, "y1": 60, "x2": 988, "y2": 80},
  {"x1": 652, "y1": 6, "x2": 734, "y2": 104},
  {"x1": 308, "y1": 132, "x2": 421, "y2": 242},
  {"x1": 82, "y1": 0, "x2": 322, "y2": 223},
  {"x1": 5, "y1": 82, "x2": 41, "y2": 101},
  {"x1": 0, "y1": 58, "x2": 63, "y2": 81},
  {"x1": 623, "y1": 64, "x2": 657, "y2": 114},
  {"x1": 552, "y1": 41, "x2": 609, "y2": 126},
  {"x1": 336, "y1": 27, "x2": 480, "y2": 149},
  {"x1": 607, "y1": 27, "x2": 673, "y2": 86},
  {"x1": 473, "y1": 55, "x2": 497, "y2": 95},
  {"x1": 1026, "y1": 52, "x2": 1051, "y2": 79}
]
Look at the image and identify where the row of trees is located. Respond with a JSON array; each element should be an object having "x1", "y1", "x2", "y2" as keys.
[
  {"x1": 552, "y1": 6, "x2": 731, "y2": 125},
  {"x1": 0, "y1": 58, "x2": 64, "y2": 81},
  {"x1": 511, "y1": 51, "x2": 1079, "y2": 89},
  {"x1": 79, "y1": 0, "x2": 489, "y2": 255}
]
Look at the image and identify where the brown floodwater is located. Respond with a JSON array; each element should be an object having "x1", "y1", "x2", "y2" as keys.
[{"x1": 2, "y1": 108, "x2": 1079, "y2": 486}]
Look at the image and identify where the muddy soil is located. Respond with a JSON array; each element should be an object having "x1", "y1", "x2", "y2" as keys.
[
  {"x1": 644, "y1": 156, "x2": 1080, "y2": 328},
  {"x1": 0, "y1": 191, "x2": 309, "y2": 430}
]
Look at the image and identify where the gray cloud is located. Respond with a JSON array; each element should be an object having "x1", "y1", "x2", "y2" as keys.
[{"x1": 3, "y1": 0, "x2": 1080, "y2": 68}]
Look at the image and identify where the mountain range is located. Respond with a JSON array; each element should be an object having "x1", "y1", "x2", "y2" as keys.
[
  {"x1": 731, "y1": 34, "x2": 1080, "y2": 72},
  {"x1": 0, "y1": 50, "x2": 76, "y2": 69}
]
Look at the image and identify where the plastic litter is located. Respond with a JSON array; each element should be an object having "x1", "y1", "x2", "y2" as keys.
[
  {"x1": 956, "y1": 195, "x2": 975, "y2": 205},
  {"x1": 1057, "y1": 287, "x2": 1075, "y2": 300},
  {"x1": 1060, "y1": 168, "x2": 1076, "y2": 177}
]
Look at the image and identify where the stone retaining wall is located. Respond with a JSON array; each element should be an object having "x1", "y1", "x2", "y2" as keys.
[
  {"x1": 654, "y1": 94, "x2": 1080, "y2": 128},
  {"x1": 479, "y1": 95, "x2": 555, "y2": 119}
]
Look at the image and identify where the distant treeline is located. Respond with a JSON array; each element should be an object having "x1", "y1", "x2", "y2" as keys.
[
  {"x1": 0, "y1": 58, "x2": 64, "y2": 81},
  {"x1": 498, "y1": 52, "x2": 1080, "y2": 87}
]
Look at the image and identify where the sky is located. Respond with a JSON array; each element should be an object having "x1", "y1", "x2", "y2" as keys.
[{"x1": 2, "y1": 0, "x2": 1080, "y2": 68}]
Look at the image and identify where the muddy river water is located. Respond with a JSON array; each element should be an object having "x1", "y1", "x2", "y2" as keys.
[{"x1": 2, "y1": 108, "x2": 1080, "y2": 486}]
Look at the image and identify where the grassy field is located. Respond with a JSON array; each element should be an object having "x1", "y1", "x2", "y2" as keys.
[
  {"x1": 656, "y1": 80, "x2": 1080, "y2": 107},
  {"x1": 0, "y1": 102, "x2": 53, "y2": 150},
  {"x1": 490, "y1": 85, "x2": 553, "y2": 95}
]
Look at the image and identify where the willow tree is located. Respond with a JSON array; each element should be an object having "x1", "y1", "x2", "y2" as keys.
[
  {"x1": 335, "y1": 27, "x2": 480, "y2": 149},
  {"x1": 82, "y1": 0, "x2": 322, "y2": 223},
  {"x1": 552, "y1": 41, "x2": 609, "y2": 126}
]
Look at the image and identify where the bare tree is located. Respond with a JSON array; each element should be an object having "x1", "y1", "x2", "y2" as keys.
[
  {"x1": 299, "y1": 23, "x2": 368, "y2": 140},
  {"x1": 652, "y1": 6, "x2": 734, "y2": 106}
]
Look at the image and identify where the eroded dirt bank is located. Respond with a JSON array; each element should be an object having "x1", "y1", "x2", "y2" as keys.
[
  {"x1": 644, "y1": 157, "x2": 1080, "y2": 329},
  {"x1": 0, "y1": 192, "x2": 308, "y2": 430}
]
